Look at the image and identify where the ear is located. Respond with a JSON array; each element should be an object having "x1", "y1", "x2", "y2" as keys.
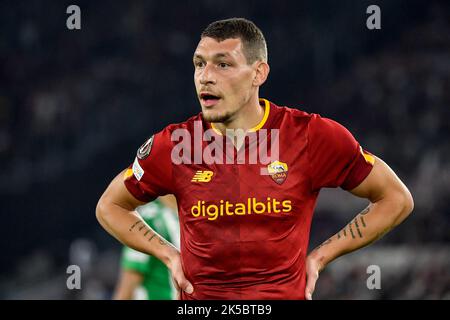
[{"x1": 252, "y1": 61, "x2": 270, "y2": 87}]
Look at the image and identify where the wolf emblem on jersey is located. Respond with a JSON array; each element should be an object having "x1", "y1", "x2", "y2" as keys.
[{"x1": 267, "y1": 160, "x2": 288, "y2": 185}]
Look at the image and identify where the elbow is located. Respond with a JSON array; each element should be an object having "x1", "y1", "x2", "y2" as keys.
[
  {"x1": 404, "y1": 188, "x2": 414, "y2": 216},
  {"x1": 95, "y1": 196, "x2": 109, "y2": 226},
  {"x1": 393, "y1": 187, "x2": 414, "y2": 226}
]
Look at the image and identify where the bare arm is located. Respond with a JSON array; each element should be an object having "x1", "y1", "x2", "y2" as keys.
[
  {"x1": 158, "y1": 194, "x2": 178, "y2": 212},
  {"x1": 113, "y1": 269, "x2": 144, "y2": 300},
  {"x1": 96, "y1": 169, "x2": 193, "y2": 296},
  {"x1": 305, "y1": 156, "x2": 414, "y2": 299}
]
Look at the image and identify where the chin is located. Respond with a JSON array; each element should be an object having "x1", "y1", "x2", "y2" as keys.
[{"x1": 202, "y1": 110, "x2": 232, "y2": 123}]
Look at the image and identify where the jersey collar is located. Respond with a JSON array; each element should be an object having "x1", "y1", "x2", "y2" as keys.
[{"x1": 209, "y1": 98, "x2": 271, "y2": 135}]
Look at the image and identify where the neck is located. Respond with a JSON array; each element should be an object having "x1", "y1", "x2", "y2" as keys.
[{"x1": 213, "y1": 94, "x2": 264, "y2": 134}]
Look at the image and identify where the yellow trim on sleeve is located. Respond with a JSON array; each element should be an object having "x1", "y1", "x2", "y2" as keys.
[
  {"x1": 360, "y1": 147, "x2": 375, "y2": 165},
  {"x1": 124, "y1": 168, "x2": 134, "y2": 180}
]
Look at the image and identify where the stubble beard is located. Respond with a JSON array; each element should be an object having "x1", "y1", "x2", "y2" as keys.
[{"x1": 202, "y1": 108, "x2": 237, "y2": 124}]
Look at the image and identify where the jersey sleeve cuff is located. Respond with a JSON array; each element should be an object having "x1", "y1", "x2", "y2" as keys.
[
  {"x1": 124, "y1": 178, "x2": 156, "y2": 203},
  {"x1": 341, "y1": 151, "x2": 374, "y2": 190}
]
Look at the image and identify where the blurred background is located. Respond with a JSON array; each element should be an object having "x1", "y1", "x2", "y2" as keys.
[{"x1": 0, "y1": 0, "x2": 449, "y2": 299}]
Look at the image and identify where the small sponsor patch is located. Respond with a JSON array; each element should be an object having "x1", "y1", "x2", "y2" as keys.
[
  {"x1": 132, "y1": 157, "x2": 144, "y2": 181},
  {"x1": 137, "y1": 135, "x2": 154, "y2": 160}
]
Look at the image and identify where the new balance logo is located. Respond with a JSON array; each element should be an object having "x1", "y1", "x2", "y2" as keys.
[{"x1": 191, "y1": 170, "x2": 214, "y2": 182}]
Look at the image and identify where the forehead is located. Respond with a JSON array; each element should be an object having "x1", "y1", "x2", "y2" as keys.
[{"x1": 194, "y1": 37, "x2": 245, "y2": 60}]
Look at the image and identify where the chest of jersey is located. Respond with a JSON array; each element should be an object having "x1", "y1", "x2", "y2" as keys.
[{"x1": 173, "y1": 128, "x2": 315, "y2": 241}]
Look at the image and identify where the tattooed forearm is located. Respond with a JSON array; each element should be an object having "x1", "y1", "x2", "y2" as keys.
[
  {"x1": 352, "y1": 205, "x2": 371, "y2": 238},
  {"x1": 316, "y1": 205, "x2": 373, "y2": 252},
  {"x1": 360, "y1": 205, "x2": 371, "y2": 215},
  {"x1": 128, "y1": 219, "x2": 172, "y2": 247},
  {"x1": 348, "y1": 223, "x2": 356, "y2": 239},
  {"x1": 148, "y1": 233, "x2": 157, "y2": 242},
  {"x1": 336, "y1": 206, "x2": 371, "y2": 240},
  {"x1": 316, "y1": 238, "x2": 332, "y2": 250},
  {"x1": 353, "y1": 218, "x2": 363, "y2": 238},
  {"x1": 140, "y1": 225, "x2": 157, "y2": 242},
  {"x1": 129, "y1": 219, "x2": 158, "y2": 242},
  {"x1": 360, "y1": 216, "x2": 366, "y2": 227},
  {"x1": 129, "y1": 220, "x2": 143, "y2": 232}
]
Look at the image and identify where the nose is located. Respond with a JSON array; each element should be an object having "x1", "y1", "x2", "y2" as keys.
[{"x1": 199, "y1": 64, "x2": 216, "y2": 85}]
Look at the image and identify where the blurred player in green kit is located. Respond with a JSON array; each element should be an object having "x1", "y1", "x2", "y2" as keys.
[{"x1": 113, "y1": 195, "x2": 179, "y2": 300}]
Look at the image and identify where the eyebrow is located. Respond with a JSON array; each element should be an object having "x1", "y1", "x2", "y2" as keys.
[{"x1": 193, "y1": 52, "x2": 232, "y2": 60}]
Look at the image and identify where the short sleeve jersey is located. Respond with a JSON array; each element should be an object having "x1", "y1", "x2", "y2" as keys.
[{"x1": 124, "y1": 99, "x2": 374, "y2": 299}]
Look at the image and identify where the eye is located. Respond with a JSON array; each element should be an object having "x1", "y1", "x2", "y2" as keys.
[
  {"x1": 194, "y1": 61, "x2": 205, "y2": 68},
  {"x1": 218, "y1": 62, "x2": 230, "y2": 69}
]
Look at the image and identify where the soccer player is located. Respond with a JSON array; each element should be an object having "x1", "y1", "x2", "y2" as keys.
[
  {"x1": 113, "y1": 195, "x2": 179, "y2": 300},
  {"x1": 96, "y1": 18, "x2": 414, "y2": 300}
]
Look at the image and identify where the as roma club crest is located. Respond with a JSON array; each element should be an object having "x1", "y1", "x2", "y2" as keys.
[
  {"x1": 267, "y1": 160, "x2": 288, "y2": 185},
  {"x1": 137, "y1": 135, "x2": 154, "y2": 160}
]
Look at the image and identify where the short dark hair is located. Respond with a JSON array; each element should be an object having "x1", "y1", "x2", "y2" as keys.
[{"x1": 201, "y1": 18, "x2": 268, "y2": 64}]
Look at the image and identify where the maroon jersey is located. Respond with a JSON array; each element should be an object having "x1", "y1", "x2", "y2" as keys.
[{"x1": 124, "y1": 99, "x2": 374, "y2": 299}]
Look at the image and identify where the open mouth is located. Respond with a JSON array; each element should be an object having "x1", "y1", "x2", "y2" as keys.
[{"x1": 200, "y1": 93, "x2": 221, "y2": 107}]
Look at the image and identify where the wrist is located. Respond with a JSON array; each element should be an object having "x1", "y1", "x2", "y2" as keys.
[
  {"x1": 164, "y1": 247, "x2": 181, "y2": 271},
  {"x1": 308, "y1": 249, "x2": 329, "y2": 273}
]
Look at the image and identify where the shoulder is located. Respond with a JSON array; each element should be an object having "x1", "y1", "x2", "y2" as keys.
[
  {"x1": 268, "y1": 100, "x2": 316, "y2": 130},
  {"x1": 138, "y1": 113, "x2": 203, "y2": 155},
  {"x1": 306, "y1": 113, "x2": 353, "y2": 139},
  {"x1": 268, "y1": 101, "x2": 354, "y2": 143},
  {"x1": 274, "y1": 102, "x2": 348, "y2": 134},
  {"x1": 276, "y1": 104, "x2": 338, "y2": 129},
  {"x1": 159, "y1": 113, "x2": 203, "y2": 134}
]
